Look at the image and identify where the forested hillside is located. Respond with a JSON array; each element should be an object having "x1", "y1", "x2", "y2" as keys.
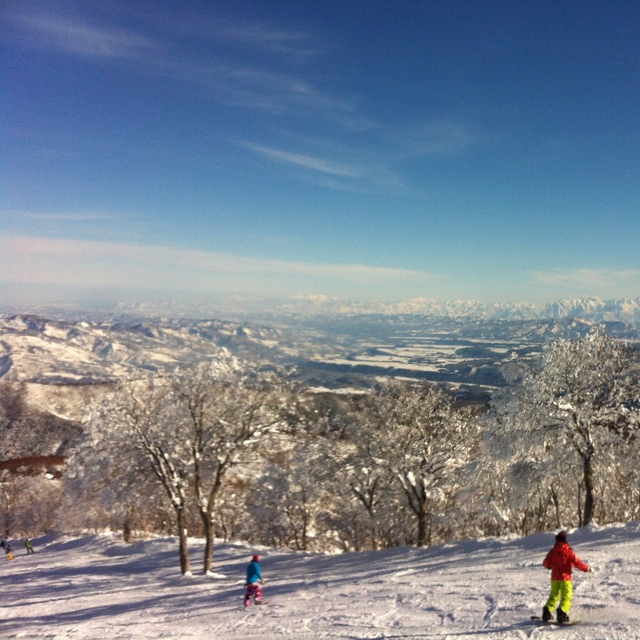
[{"x1": 2, "y1": 323, "x2": 638, "y2": 575}]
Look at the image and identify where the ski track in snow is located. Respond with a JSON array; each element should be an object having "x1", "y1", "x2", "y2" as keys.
[{"x1": 2, "y1": 523, "x2": 640, "y2": 639}]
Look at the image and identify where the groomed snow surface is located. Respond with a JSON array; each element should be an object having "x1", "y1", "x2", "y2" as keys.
[{"x1": 3, "y1": 523, "x2": 640, "y2": 639}]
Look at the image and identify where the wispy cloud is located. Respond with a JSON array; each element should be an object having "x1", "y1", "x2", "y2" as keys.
[
  {"x1": 6, "y1": 4, "x2": 472, "y2": 196},
  {"x1": 1, "y1": 209, "x2": 110, "y2": 222},
  {"x1": 213, "y1": 67, "x2": 376, "y2": 130},
  {"x1": 7, "y1": 5, "x2": 372, "y2": 131},
  {"x1": 239, "y1": 142, "x2": 364, "y2": 178},
  {"x1": 14, "y1": 13, "x2": 159, "y2": 60},
  {"x1": 238, "y1": 140, "x2": 412, "y2": 194},
  {"x1": 391, "y1": 118, "x2": 477, "y2": 157},
  {"x1": 530, "y1": 268, "x2": 640, "y2": 294},
  {"x1": 1, "y1": 236, "x2": 433, "y2": 297},
  {"x1": 200, "y1": 22, "x2": 324, "y2": 58}
]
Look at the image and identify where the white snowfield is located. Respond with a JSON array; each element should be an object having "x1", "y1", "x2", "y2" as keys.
[{"x1": 2, "y1": 523, "x2": 640, "y2": 639}]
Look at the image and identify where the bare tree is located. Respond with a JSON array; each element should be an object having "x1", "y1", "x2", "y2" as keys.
[
  {"x1": 76, "y1": 352, "x2": 299, "y2": 574},
  {"x1": 171, "y1": 362, "x2": 292, "y2": 574},
  {"x1": 80, "y1": 375, "x2": 193, "y2": 574},
  {"x1": 336, "y1": 419, "x2": 396, "y2": 550}
]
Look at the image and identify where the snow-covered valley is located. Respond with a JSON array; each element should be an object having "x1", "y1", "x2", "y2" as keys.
[
  {"x1": 3, "y1": 311, "x2": 639, "y2": 420},
  {"x1": 2, "y1": 522, "x2": 640, "y2": 639}
]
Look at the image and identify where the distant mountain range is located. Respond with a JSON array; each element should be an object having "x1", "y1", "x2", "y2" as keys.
[
  {"x1": 4, "y1": 296, "x2": 639, "y2": 327},
  {"x1": 2, "y1": 297, "x2": 639, "y2": 388},
  {"x1": 278, "y1": 296, "x2": 640, "y2": 326},
  {"x1": 107, "y1": 296, "x2": 640, "y2": 327}
]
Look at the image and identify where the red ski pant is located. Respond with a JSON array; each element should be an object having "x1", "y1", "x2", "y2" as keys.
[{"x1": 244, "y1": 582, "x2": 263, "y2": 605}]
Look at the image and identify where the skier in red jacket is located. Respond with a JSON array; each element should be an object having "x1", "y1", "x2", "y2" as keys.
[{"x1": 541, "y1": 530, "x2": 591, "y2": 624}]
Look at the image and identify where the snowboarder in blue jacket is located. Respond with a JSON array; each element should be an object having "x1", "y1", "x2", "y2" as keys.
[{"x1": 244, "y1": 554, "x2": 264, "y2": 606}]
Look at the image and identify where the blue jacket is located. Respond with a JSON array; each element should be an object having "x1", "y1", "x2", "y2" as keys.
[{"x1": 246, "y1": 560, "x2": 262, "y2": 584}]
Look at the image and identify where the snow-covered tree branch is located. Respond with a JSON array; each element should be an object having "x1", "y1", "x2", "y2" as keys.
[
  {"x1": 348, "y1": 381, "x2": 480, "y2": 546},
  {"x1": 491, "y1": 326, "x2": 640, "y2": 527}
]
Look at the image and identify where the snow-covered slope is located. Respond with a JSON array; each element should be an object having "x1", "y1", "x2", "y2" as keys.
[{"x1": 2, "y1": 522, "x2": 640, "y2": 639}]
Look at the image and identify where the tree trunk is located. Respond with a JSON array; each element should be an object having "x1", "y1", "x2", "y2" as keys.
[
  {"x1": 550, "y1": 488, "x2": 561, "y2": 529},
  {"x1": 122, "y1": 516, "x2": 132, "y2": 543},
  {"x1": 176, "y1": 508, "x2": 191, "y2": 575},
  {"x1": 300, "y1": 490, "x2": 309, "y2": 551},
  {"x1": 520, "y1": 508, "x2": 529, "y2": 536},
  {"x1": 201, "y1": 510, "x2": 215, "y2": 574},
  {"x1": 583, "y1": 453, "x2": 595, "y2": 526},
  {"x1": 416, "y1": 503, "x2": 428, "y2": 547},
  {"x1": 369, "y1": 516, "x2": 379, "y2": 551}
]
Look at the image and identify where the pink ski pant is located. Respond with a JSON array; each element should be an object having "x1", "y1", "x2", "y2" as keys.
[{"x1": 244, "y1": 582, "x2": 263, "y2": 605}]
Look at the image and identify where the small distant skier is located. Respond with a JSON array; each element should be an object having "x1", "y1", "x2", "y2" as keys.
[
  {"x1": 5, "y1": 543, "x2": 13, "y2": 561},
  {"x1": 25, "y1": 537, "x2": 35, "y2": 554},
  {"x1": 541, "y1": 530, "x2": 592, "y2": 624},
  {"x1": 244, "y1": 554, "x2": 264, "y2": 607}
]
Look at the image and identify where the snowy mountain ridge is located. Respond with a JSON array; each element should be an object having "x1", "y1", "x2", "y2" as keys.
[
  {"x1": 108, "y1": 295, "x2": 640, "y2": 326},
  {"x1": 0, "y1": 314, "x2": 304, "y2": 386},
  {"x1": 284, "y1": 295, "x2": 640, "y2": 324}
]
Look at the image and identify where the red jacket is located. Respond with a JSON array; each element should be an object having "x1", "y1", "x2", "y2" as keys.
[{"x1": 543, "y1": 542, "x2": 589, "y2": 581}]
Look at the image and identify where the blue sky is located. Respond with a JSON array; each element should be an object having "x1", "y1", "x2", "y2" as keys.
[{"x1": 2, "y1": 0, "x2": 640, "y2": 309}]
